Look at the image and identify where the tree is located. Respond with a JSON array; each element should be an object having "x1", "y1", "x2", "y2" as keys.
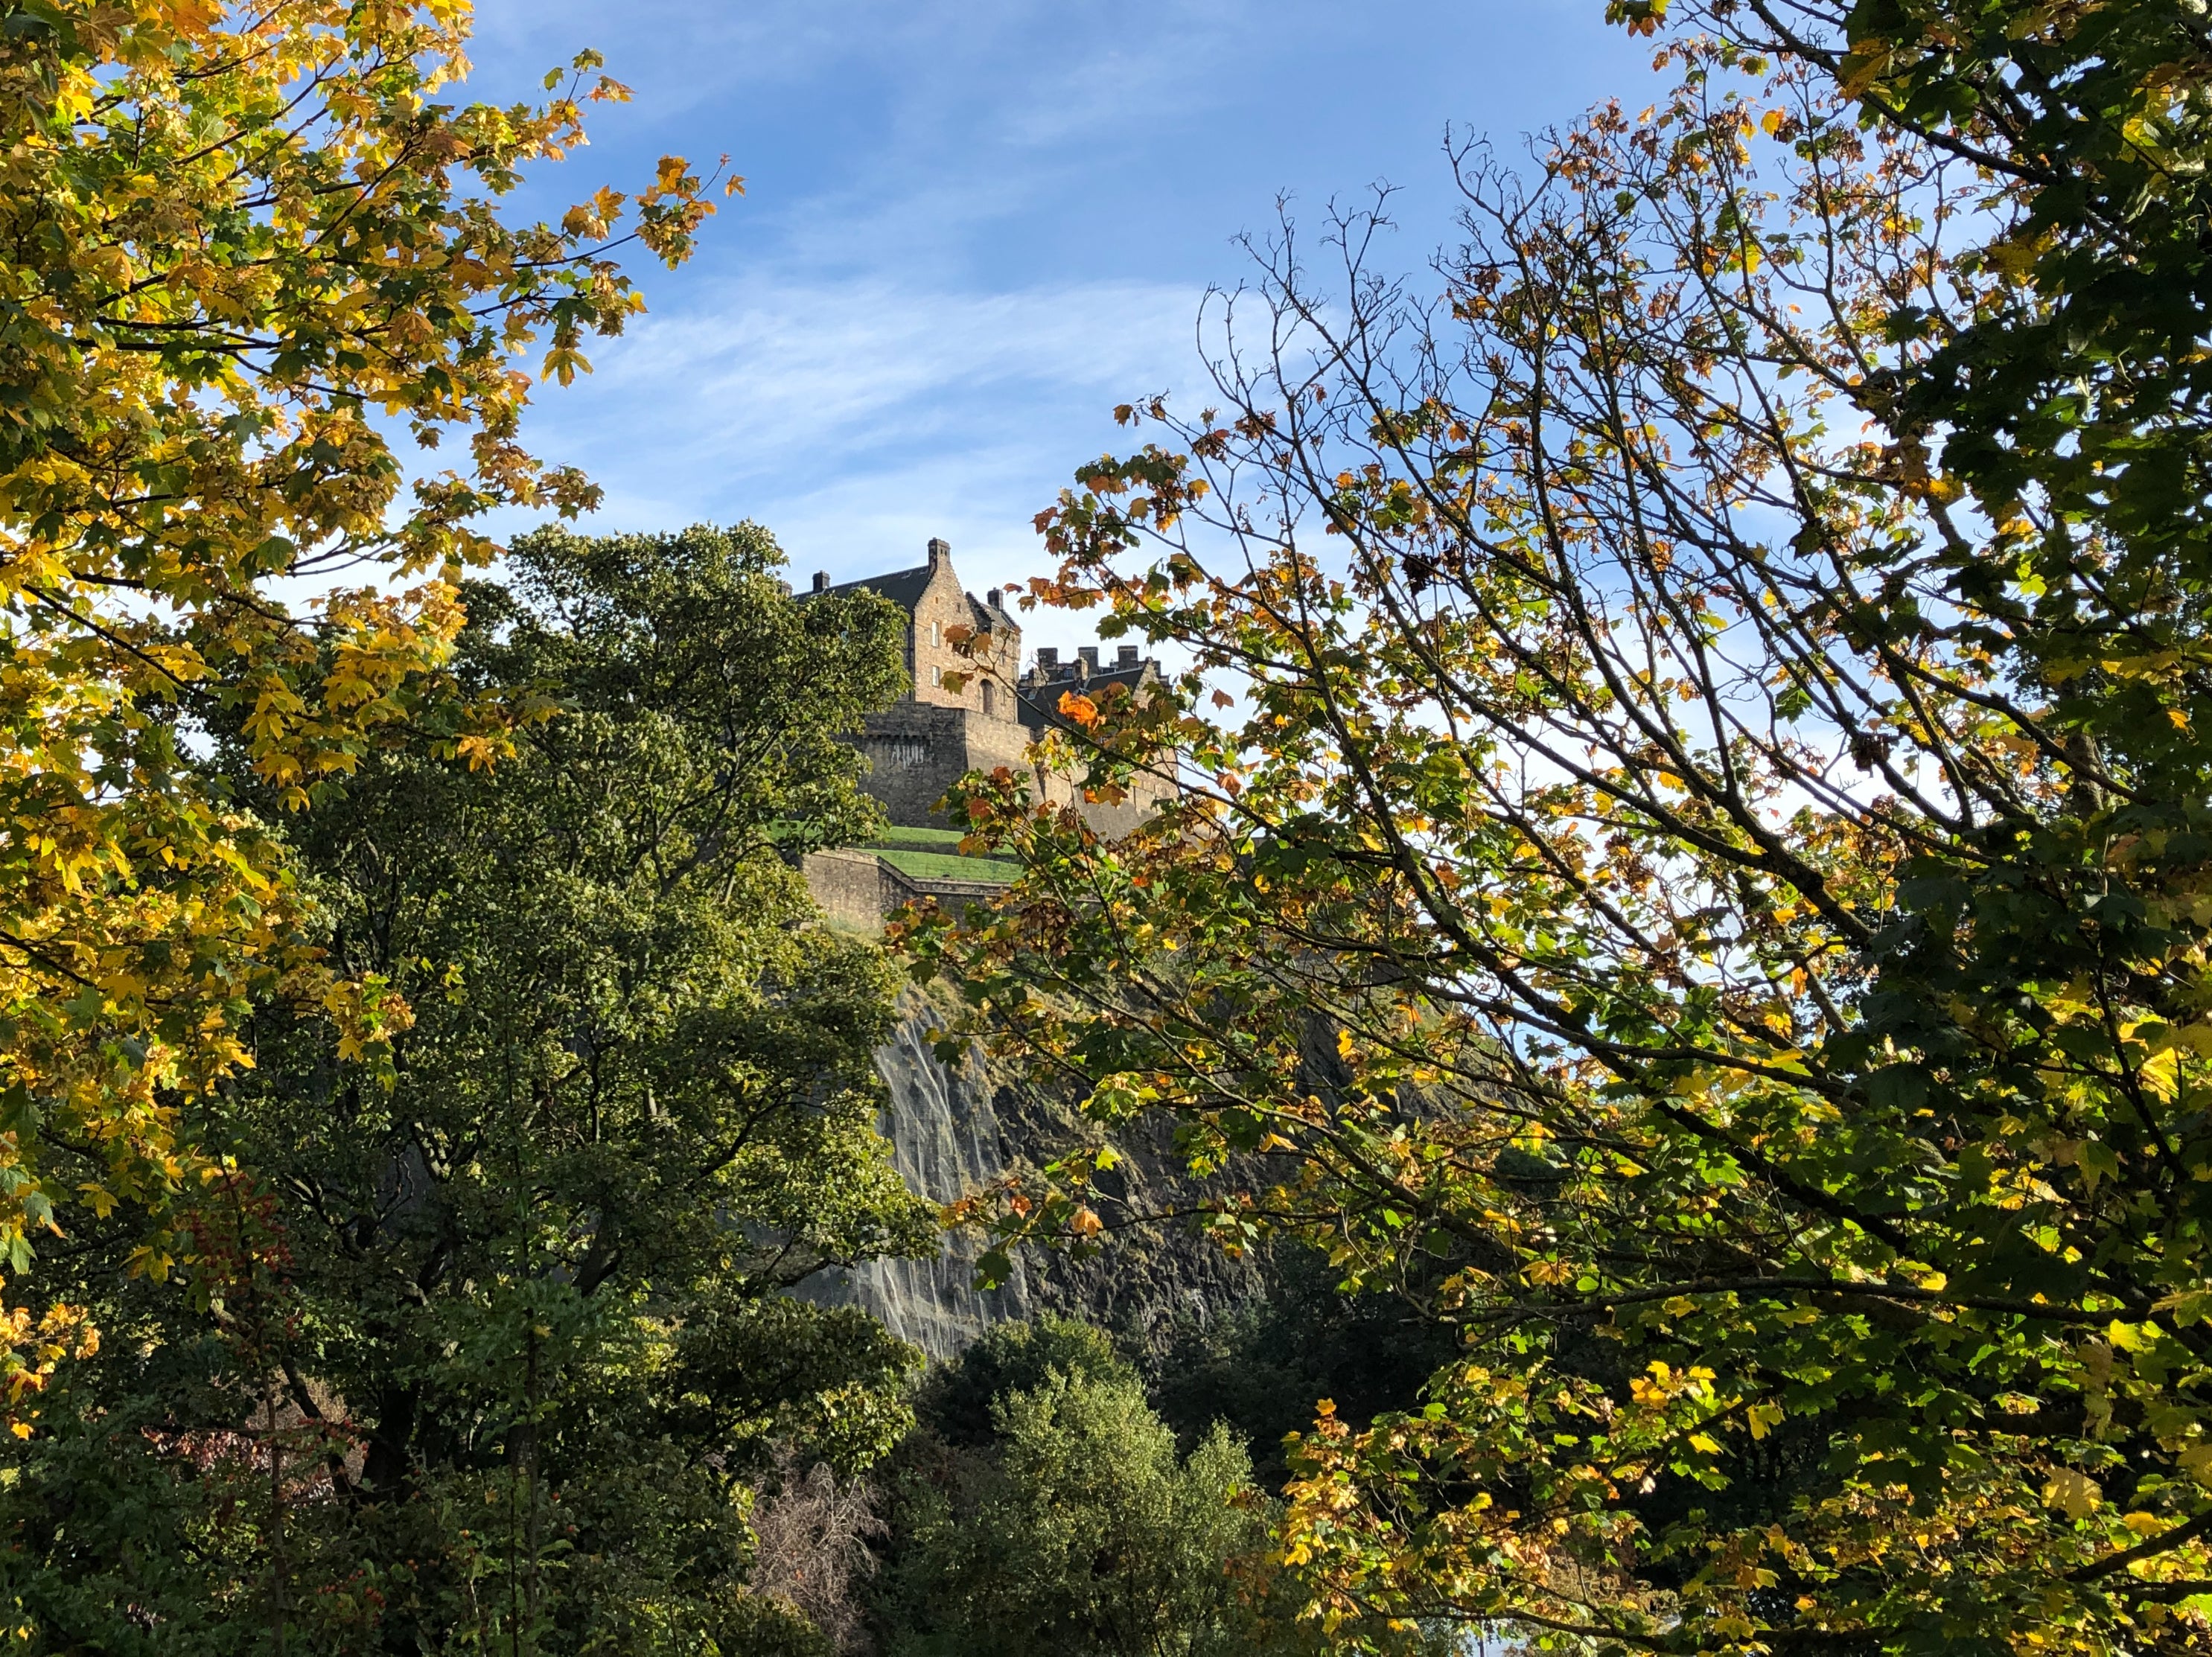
[
  {"x1": 0, "y1": 525, "x2": 937, "y2": 1653},
  {"x1": 1147, "y1": 1243, "x2": 1460, "y2": 1492},
  {"x1": 873, "y1": 1316, "x2": 1333, "y2": 1657},
  {"x1": 908, "y1": 3, "x2": 2212, "y2": 1650},
  {"x1": 750, "y1": 1443, "x2": 890, "y2": 1657},
  {"x1": 0, "y1": 0, "x2": 727, "y2": 1409}
]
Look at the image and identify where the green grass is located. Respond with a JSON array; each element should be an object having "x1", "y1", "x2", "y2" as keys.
[
  {"x1": 874, "y1": 847, "x2": 1016, "y2": 884},
  {"x1": 867, "y1": 826, "x2": 972, "y2": 849},
  {"x1": 864, "y1": 824, "x2": 1018, "y2": 880}
]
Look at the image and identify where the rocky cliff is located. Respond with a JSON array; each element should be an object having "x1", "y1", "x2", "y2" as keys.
[
  {"x1": 810, "y1": 985, "x2": 1262, "y2": 1362},
  {"x1": 802, "y1": 986, "x2": 1034, "y2": 1356}
]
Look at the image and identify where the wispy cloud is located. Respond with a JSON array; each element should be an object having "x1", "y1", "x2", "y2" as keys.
[
  {"x1": 510, "y1": 275, "x2": 1201, "y2": 597},
  {"x1": 468, "y1": 0, "x2": 1644, "y2": 629},
  {"x1": 569, "y1": 278, "x2": 1196, "y2": 473}
]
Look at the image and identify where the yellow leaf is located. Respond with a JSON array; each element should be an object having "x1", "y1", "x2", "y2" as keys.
[
  {"x1": 2044, "y1": 1467, "x2": 2101, "y2": 1519},
  {"x1": 164, "y1": 0, "x2": 223, "y2": 35}
]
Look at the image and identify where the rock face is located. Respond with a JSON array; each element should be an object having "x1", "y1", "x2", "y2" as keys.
[
  {"x1": 809, "y1": 986, "x2": 1263, "y2": 1363},
  {"x1": 804, "y1": 986, "x2": 1033, "y2": 1359}
]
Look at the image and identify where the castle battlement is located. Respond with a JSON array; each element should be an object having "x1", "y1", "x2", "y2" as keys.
[{"x1": 813, "y1": 538, "x2": 1173, "y2": 836}]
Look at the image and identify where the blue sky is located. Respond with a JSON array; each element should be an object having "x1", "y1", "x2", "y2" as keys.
[{"x1": 466, "y1": 0, "x2": 1651, "y2": 649}]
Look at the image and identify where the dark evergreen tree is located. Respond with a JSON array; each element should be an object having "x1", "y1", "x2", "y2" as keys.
[{"x1": 0, "y1": 525, "x2": 934, "y2": 1654}]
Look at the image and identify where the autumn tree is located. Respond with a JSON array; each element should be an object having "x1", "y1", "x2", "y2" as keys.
[
  {"x1": 1, "y1": 524, "x2": 935, "y2": 1652},
  {"x1": 909, "y1": 1, "x2": 2212, "y2": 1650},
  {"x1": 0, "y1": 0, "x2": 727, "y2": 1410}
]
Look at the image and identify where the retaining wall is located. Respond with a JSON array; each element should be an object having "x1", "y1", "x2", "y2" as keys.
[{"x1": 802, "y1": 847, "x2": 1012, "y2": 933}]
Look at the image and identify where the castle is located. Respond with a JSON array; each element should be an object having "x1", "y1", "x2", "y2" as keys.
[
  {"x1": 810, "y1": 536, "x2": 1174, "y2": 836},
  {"x1": 797, "y1": 537, "x2": 1173, "y2": 929}
]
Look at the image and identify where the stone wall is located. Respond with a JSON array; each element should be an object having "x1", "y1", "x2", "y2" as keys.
[
  {"x1": 802, "y1": 846, "x2": 1014, "y2": 933},
  {"x1": 850, "y1": 691, "x2": 1177, "y2": 840},
  {"x1": 1037, "y1": 774, "x2": 1177, "y2": 840},
  {"x1": 906, "y1": 558, "x2": 981, "y2": 710},
  {"x1": 852, "y1": 700, "x2": 1032, "y2": 828},
  {"x1": 801, "y1": 848, "x2": 897, "y2": 931},
  {"x1": 903, "y1": 546, "x2": 1024, "y2": 722},
  {"x1": 1016, "y1": 654, "x2": 1181, "y2": 840},
  {"x1": 832, "y1": 540, "x2": 1169, "y2": 839}
]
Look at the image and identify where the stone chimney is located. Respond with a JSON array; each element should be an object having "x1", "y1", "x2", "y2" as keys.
[
  {"x1": 1117, "y1": 645, "x2": 1139, "y2": 668},
  {"x1": 812, "y1": 571, "x2": 829, "y2": 593},
  {"x1": 1034, "y1": 647, "x2": 1059, "y2": 674},
  {"x1": 985, "y1": 587, "x2": 1001, "y2": 610},
  {"x1": 1077, "y1": 645, "x2": 1098, "y2": 679},
  {"x1": 926, "y1": 536, "x2": 951, "y2": 570}
]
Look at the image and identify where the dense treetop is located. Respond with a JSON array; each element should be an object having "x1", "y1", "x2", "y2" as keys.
[
  {"x1": 0, "y1": 0, "x2": 726, "y2": 1407},
  {"x1": 4, "y1": 523, "x2": 933, "y2": 1653},
  {"x1": 910, "y1": 1, "x2": 2212, "y2": 1650}
]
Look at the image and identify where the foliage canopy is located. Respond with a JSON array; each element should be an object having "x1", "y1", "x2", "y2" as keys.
[
  {"x1": 876, "y1": 1315, "x2": 1358, "y2": 1657},
  {"x1": 1, "y1": 525, "x2": 931, "y2": 1653},
  {"x1": 0, "y1": 0, "x2": 724, "y2": 1405},
  {"x1": 910, "y1": 1, "x2": 2212, "y2": 1650}
]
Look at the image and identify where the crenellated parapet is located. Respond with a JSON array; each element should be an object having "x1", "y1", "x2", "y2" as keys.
[{"x1": 808, "y1": 537, "x2": 1175, "y2": 840}]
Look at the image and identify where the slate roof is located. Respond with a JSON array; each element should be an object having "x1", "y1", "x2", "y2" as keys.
[
  {"x1": 968, "y1": 592, "x2": 1016, "y2": 630},
  {"x1": 816, "y1": 563, "x2": 935, "y2": 610},
  {"x1": 1017, "y1": 662, "x2": 1155, "y2": 732},
  {"x1": 814, "y1": 568, "x2": 1018, "y2": 637}
]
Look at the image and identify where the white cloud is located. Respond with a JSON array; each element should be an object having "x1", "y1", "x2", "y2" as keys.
[
  {"x1": 468, "y1": 0, "x2": 1259, "y2": 136},
  {"x1": 461, "y1": 0, "x2": 1643, "y2": 650},
  {"x1": 467, "y1": 0, "x2": 1256, "y2": 586},
  {"x1": 502, "y1": 273, "x2": 1205, "y2": 600},
  {"x1": 581, "y1": 276, "x2": 1193, "y2": 464}
]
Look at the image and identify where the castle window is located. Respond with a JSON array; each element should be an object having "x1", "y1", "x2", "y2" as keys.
[
  {"x1": 931, "y1": 665, "x2": 943, "y2": 687},
  {"x1": 930, "y1": 621, "x2": 942, "y2": 648},
  {"x1": 981, "y1": 680, "x2": 995, "y2": 716}
]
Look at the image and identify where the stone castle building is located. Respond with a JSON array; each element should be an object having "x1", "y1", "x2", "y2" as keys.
[
  {"x1": 810, "y1": 536, "x2": 1175, "y2": 837},
  {"x1": 797, "y1": 548, "x2": 1238, "y2": 1356}
]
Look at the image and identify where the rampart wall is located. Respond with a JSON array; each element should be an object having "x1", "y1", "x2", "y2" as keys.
[
  {"x1": 852, "y1": 700, "x2": 1031, "y2": 827},
  {"x1": 802, "y1": 846, "x2": 1012, "y2": 933}
]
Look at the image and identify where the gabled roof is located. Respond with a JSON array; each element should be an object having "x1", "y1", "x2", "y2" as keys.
[
  {"x1": 817, "y1": 563, "x2": 936, "y2": 612},
  {"x1": 816, "y1": 567, "x2": 1019, "y2": 642},
  {"x1": 967, "y1": 592, "x2": 1016, "y2": 632},
  {"x1": 1017, "y1": 661, "x2": 1157, "y2": 731}
]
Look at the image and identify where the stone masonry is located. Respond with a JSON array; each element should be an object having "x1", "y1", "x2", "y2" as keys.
[{"x1": 809, "y1": 537, "x2": 1175, "y2": 835}]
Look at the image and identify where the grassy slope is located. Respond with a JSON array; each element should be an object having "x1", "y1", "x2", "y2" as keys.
[
  {"x1": 868, "y1": 826, "x2": 972, "y2": 849},
  {"x1": 864, "y1": 824, "x2": 1016, "y2": 882},
  {"x1": 873, "y1": 847, "x2": 1015, "y2": 883}
]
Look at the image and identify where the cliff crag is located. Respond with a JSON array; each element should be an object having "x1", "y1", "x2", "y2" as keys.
[{"x1": 814, "y1": 984, "x2": 1262, "y2": 1362}]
